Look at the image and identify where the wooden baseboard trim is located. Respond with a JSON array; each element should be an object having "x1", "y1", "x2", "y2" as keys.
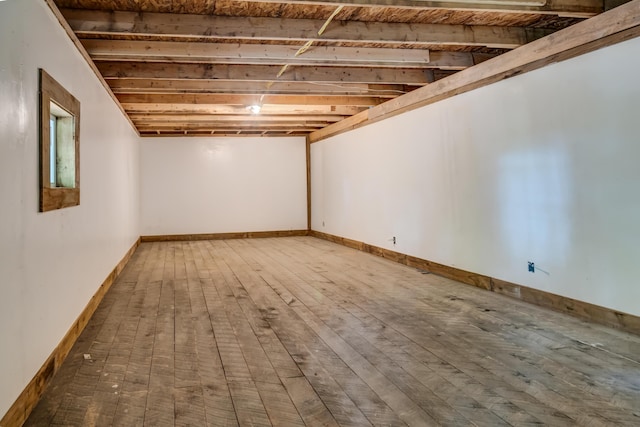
[
  {"x1": 310, "y1": 230, "x2": 640, "y2": 336},
  {"x1": 0, "y1": 237, "x2": 141, "y2": 427},
  {"x1": 141, "y1": 229, "x2": 309, "y2": 242}
]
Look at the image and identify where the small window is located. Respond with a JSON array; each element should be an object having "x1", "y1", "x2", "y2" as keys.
[{"x1": 39, "y1": 69, "x2": 80, "y2": 212}]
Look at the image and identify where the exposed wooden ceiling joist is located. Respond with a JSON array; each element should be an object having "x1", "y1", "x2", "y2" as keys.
[
  {"x1": 117, "y1": 94, "x2": 385, "y2": 106},
  {"x1": 84, "y1": 40, "x2": 497, "y2": 70},
  {"x1": 140, "y1": 130, "x2": 310, "y2": 135},
  {"x1": 134, "y1": 124, "x2": 336, "y2": 132},
  {"x1": 62, "y1": 9, "x2": 551, "y2": 48},
  {"x1": 140, "y1": 133, "x2": 312, "y2": 137},
  {"x1": 108, "y1": 80, "x2": 413, "y2": 97},
  {"x1": 50, "y1": 0, "x2": 608, "y2": 137},
  {"x1": 136, "y1": 123, "x2": 328, "y2": 131},
  {"x1": 83, "y1": 40, "x2": 432, "y2": 67},
  {"x1": 237, "y1": 0, "x2": 603, "y2": 17},
  {"x1": 98, "y1": 62, "x2": 435, "y2": 85},
  {"x1": 130, "y1": 114, "x2": 347, "y2": 123},
  {"x1": 121, "y1": 104, "x2": 367, "y2": 116}
]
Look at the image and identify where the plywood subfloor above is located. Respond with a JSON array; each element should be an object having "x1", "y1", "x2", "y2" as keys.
[{"x1": 26, "y1": 237, "x2": 640, "y2": 426}]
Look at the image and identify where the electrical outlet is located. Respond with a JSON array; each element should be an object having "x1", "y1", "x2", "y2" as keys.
[
  {"x1": 528, "y1": 261, "x2": 535, "y2": 273},
  {"x1": 393, "y1": 236, "x2": 396, "y2": 245}
]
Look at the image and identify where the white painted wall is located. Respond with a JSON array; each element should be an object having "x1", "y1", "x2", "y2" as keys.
[
  {"x1": 312, "y1": 37, "x2": 640, "y2": 317},
  {"x1": 0, "y1": 0, "x2": 139, "y2": 417},
  {"x1": 140, "y1": 137, "x2": 307, "y2": 235}
]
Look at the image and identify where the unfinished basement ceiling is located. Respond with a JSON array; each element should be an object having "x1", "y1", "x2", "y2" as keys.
[{"x1": 51, "y1": 0, "x2": 605, "y2": 137}]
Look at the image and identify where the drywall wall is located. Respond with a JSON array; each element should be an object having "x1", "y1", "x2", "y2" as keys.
[
  {"x1": 140, "y1": 137, "x2": 307, "y2": 235},
  {"x1": 0, "y1": 0, "x2": 139, "y2": 417},
  {"x1": 311, "y1": 36, "x2": 640, "y2": 317}
]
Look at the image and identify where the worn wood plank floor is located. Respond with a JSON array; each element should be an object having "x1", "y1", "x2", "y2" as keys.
[{"x1": 26, "y1": 237, "x2": 640, "y2": 426}]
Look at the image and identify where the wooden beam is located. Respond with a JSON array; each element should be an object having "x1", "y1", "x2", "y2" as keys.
[
  {"x1": 137, "y1": 130, "x2": 325, "y2": 135},
  {"x1": 83, "y1": 40, "x2": 432, "y2": 68},
  {"x1": 108, "y1": 79, "x2": 412, "y2": 97},
  {"x1": 309, "y1": 111, "x2": 371, "y2": 141},
  {"x1": 62, "y1": 9, "x2": 551, "y2": 49},
  {"x1": 309, "y1": 0, "x2": 640, "y2": 142},
  {"x1": 140, "y1": 132, "x2": 306, "y2": 137},
  {"x1": 136, "y1": 122, "x2": 329, "y2": 128},
  {"x1": 132, "y1": 124, "x2": 338, "y2": 131},
  {"x1": 98, "y1": 62, "x2": 436, "y2": 85},
  {"x1": 85, "y1": 40, "x2": 493, "y2": 70},
  {"x1": 117, "y1": 94, "x2": 386, "y2": 106},
  {"x1": 135, "y1": 124, "x2": 326, "y2": 132},
  {"x1": 122, "y1": 103, "x2": 366, "y2": 115},
  {"x1": 130, "y1": 114, "x2": 346, "y2": 122},
  {"x1": 238, "y1": 0, "x2": 603, "y2": 17},
  {"x1": 136, "y1": 128, "x2": 327, "y2": 133}
]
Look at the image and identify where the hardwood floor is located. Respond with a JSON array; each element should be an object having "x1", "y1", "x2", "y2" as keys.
[{"x1": 26, "y1": 237, "x2": 640, "y2": 426}]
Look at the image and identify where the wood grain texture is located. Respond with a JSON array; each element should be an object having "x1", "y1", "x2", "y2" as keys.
[
  {"x1": 118, "y1": 93, "x2": 384, "y2": 107},
  {"x1": 0, "y1": 238, "x2": 140, "y2": 427},
  {"x1": 491, "y1": 277, "x2": 640, "y2": 335},
  {"x1": 108, "y1": 79, "x2": 405, "y2": 98},
  {"x1": 83, "y1": 40, "x2": 433, "y2": 68},
  {"x1": 39, "y1": 187, "x2": 81, "y2": 213},
  {"x1": 98, "y1": 62, "x2": 435, "y2": 85},
  {"x1": 310, "y1": 230, "x2": 640, "y2": 336},
  {"x1": 62, "y1": 9, "x2": 549, "y2": 48},
  {"x1": 85, "y1": 41, "x2": 493, "y2": 71},
  {"x1": 24, "y1": 236, "x2": 640, "y2": 426},
  {"x1": 235, "y1": 0, "x2": 603, "y2": 17},
  {"x1": 53, "y1": 0, "x2": 599, "y2": 19}
]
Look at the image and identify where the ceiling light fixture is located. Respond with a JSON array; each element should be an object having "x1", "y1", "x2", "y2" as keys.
[{"x1": 248, "y1": 104, "x2": 262, "y2": 114}]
